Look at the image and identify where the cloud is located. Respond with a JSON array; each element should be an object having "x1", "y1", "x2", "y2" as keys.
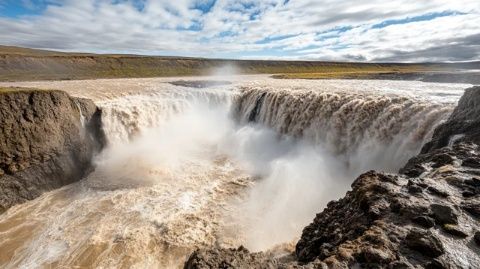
[{"x1": 0, "y1": 0, "x2": 479, "y2": 62}]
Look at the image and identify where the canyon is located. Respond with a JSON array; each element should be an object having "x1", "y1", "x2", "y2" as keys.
[{"x1": 0, "y1": 76, "x2": 478, "y2": 268}]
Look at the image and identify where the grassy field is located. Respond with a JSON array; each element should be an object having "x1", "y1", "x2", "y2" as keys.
[
  {"x1": 0, "y1": 45, "x2": 476, "y2": 82},
  {"x1": 0, "y1": 87, "x2": 51, "y2": 96},
  {"x1": 270, "y1": 65, "x2": 433, "y2": 79}
]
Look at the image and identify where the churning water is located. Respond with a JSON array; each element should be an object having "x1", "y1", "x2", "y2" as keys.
[{"x1": 0, "y1": 76, "x2": 469, "y2": 268}]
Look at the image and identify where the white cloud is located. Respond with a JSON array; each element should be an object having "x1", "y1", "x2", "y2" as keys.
[{"x1": 0, "y1": 0, "x2": 479, "y2": 61}]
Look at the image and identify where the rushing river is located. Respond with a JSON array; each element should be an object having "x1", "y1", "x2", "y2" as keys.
[{"x1": 0, "y1": 76, "x2": 469, "y2": 268}]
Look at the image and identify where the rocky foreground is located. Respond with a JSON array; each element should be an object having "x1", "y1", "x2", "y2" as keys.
[
  {"x1": 0, "y1": 88, "x2": 105, "y2": 212},
  {"x1": 184, "y1": 86, "x2": 480, "y2": 268}
]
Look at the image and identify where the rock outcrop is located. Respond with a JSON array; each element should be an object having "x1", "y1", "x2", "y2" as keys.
[
  {"x1": 422, "y1": 86, "x2": 480, "y2": 153},
  {"x1": 0, "y1": 88, "x2": 105, "y2": 212},
  {"x1": 184, "y1": 86, "x2": 480, "y2": 268}
]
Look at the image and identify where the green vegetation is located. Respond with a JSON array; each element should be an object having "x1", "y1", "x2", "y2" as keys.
[
  {"x1": 0, "y1": 45, "x2": 472, "y2": 81},
  {"x1": 0, "y1": 87, "x2": 49, "y2": 94},
  {"x1": 270, "y1": 65, "x2": 433, "y2": 79}
]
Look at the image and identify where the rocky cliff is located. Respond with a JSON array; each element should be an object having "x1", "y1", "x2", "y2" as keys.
[
  {"x1": 184, "y1": 86, "x2": 480, "y2": 268},
  {"x1": 422, "y1": 86, "x2": 480, "y2": 153},
  {"x1": 0, "y1": 88, "x2": 105, "y2": 212}
]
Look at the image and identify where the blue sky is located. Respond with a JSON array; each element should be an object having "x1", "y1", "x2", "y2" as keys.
[{"x1": 0, "y1": 0, "x2": 479, "y2": 62}]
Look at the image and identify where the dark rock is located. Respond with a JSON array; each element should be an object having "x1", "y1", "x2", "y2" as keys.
[
  {"x1": 447, "y1": 177, "x2": 480, "y2": 197},
  {"x1": 431, "y1": 153, "x2": 454, "y2": 168},
  {"x1": 388, "y1": 260, "x2": 413, "y2": 269},
  {"x1": 430, "y1": 204, "x2": 458, "y2": 225},
  {"x1": 401, "y1": 164, "x2": 425, "y2": 178},
  {"x1": 425, "y1": 259, "x2": 449, "y2": 269},
  {"x1": 408, "y1": 185, "x2": 423, "y2": 194},
  {"x1": 421, "y1": 86, "x2": 480, "y2": 153},
  {"x1": 412, "y1": 216, "x2": 435, "y2": 228},
  {"x1": 442, "y1": 224, "x2": 468, "y2": 238},
  {"x1": 465, "y1": 178, "x2": 480, "y2": 188},
  {"x1": 461, "y1": 202, "x2": 480, "y2": 218},
  {"x1": 183, "y1": 246, "x2": 275, "y2": 269},
  {"x1": 426, "y1": 186, "x2": 449, "y2": 198},
  {"x1": 462, "y1": 191, "x2": 476, "y2": 198},
  {"x1": 474, "y1": 231, "x2": 480, "y2": 246},
  {"x1": 462, "y1": 157, "x2": 480, "y2": 168},
  {"x1": 405, "y1": 229, "x2": 444, "y2": 258}
]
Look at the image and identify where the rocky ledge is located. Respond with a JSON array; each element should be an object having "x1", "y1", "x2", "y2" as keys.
[
  {"x1": 0, "y1": 88, "x2": 105, "y2": 212},
  {"x1": 184, "y1": 86, "x2": 480, "y2": 268}
]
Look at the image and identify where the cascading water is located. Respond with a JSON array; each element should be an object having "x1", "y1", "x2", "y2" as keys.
[
  {"x1": 234, "y1": 86, "x2": 453, "y2": 173},
  {"x1": 0, "y1": 77, "x2": 468, "y2": 268}
]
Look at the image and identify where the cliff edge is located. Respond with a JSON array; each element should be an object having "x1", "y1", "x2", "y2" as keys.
[
  {"x1": 422, "y1": 86, "x2": 480, "y2": 153},
  {"x1": 184, "y1": 87, "x2": 480, "y2": 268},
  {"x1": 0, "y1": 88, "x2": 105, "y2": 212}
]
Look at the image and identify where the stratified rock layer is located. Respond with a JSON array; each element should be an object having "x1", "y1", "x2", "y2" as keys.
[
  {"x1": 0, "y1": 88, "x2": 105, "y2": 212},
  {"x1": 184, "y1": 86, "x2": 480, "y2": 268}
]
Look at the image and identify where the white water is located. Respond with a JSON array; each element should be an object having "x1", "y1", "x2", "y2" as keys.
[{"x1": 0, "y1": 77, "x2": 468, "y2": 268}]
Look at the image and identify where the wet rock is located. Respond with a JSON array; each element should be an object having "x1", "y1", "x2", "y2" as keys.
[
  {"x1": 465, "y1": 178, "x2": 480, "y2": 188},
  {"x1": 462, "y1": 191, "x2": 476, "y2": 198},
  {"x1": 412, "y1": 216, "x2": 435, "y2": 228},
  {"x1": 408, "y1": 184, "x2": 423, "y2": 194},
  {"x1": 405, "y1": 229, "x2": 444, "y2": 258},
  {"x1": 360, "y1": 247, "x2": 393, "y2": 264},
  {"x1": 448, "y1": 177, "x2": 480, "y2": 197},
  {"x1": 421, "y1": 86, "x2": 480, "y2": 152},
  {"x1": 426, "y1": 186, "x2": 449, "y2": 198},
  {"x1": 474, "y1": 231, "x2": 480, "y2": 246},
  {"x1": 461, "y1": 202, "x2": 480, "y2": 218},
  {"x1": 388, "y1": 260, "x2": 413, "y2": 269},
  {"x1": 425, "y1": 259, "x2": 449, "y2": 269},
  {"x1": 431, "y1": 154, "x2": 454, "y2": 168},
  {"x1": 184, "y1": 246, "x2": 275, "y2": 269},
  {"x1": 442, "y1": 224, "x2": 468, "y2": 238},
  {"x1": 430, "y1": 204, "x2": 458, "y2": 225},
  {"x1": 401, "y1": 164, "x2": 425, "y2": 178},
  {"x1": 462, "y1": 157, "x2": 480, "y2": 168}
]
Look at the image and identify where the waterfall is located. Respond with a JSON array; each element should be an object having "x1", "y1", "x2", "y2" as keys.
[
  {"x1": 233, "y1": 86, "x2": 454, "y2": 172},
  {"x1": 0, "y1": 78, "x2": 466, "y2": 268}
]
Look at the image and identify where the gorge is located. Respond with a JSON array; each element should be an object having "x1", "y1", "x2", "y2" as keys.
[{"x1": 0, "y1": 77, "x2": 478, "y2": 268}]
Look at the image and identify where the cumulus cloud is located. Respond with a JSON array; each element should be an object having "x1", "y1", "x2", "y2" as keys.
[{"x1": 0, "y1": 0, "x2": 479, "y2": 61}]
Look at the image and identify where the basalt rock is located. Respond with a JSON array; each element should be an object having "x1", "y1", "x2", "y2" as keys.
[
  {"x1": 405, "y1": 228, "x2": 444, "y2": 258},
  {"x1": 184, "y1": 246, "x2": 277, "y2": 269},
  {"x1": 0, "y1": 88, "x2": 105, "y2": 212},
  {"x1": 421, "y1": 86, "x2": 480, "y2": 153}
]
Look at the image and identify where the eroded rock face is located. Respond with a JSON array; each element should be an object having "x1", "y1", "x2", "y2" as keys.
[
  {"x1": 0, "y1": 88, "x2": 105, "y2": 212},
  {"x1": 295, "y1": 143, "x2": 479, "y2": 268},
  {"x1": 422, "y1": 86, "x2": 480, "y2": 153},
  {"x1": 184, "y1": 86, "x2": 480, "y2": 268}
]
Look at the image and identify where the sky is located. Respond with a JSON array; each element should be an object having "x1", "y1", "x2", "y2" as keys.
[{"x1": 0, "y1": 0, "x2": 479, "y2": 62}]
